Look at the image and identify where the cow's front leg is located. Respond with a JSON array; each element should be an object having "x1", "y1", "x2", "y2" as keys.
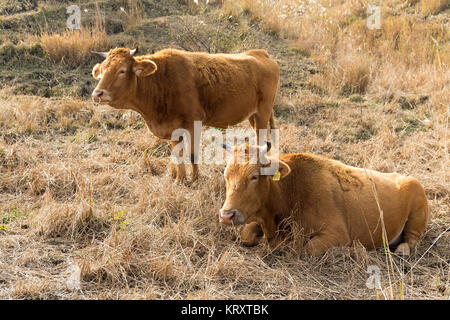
[
  {"x1": 241, "y1": 222, "x2": 264, "y2": 247},
  {"x1": 176, "y1": 163, "x2": 186, "y2": 184},
  {"x1": 258, "y1": 216, "x2": 278, "y2": 246},
  {"x1": 170, "y1": 140, "x2": 186, "y2": 183},
  {"x1": 190, "y1": 156, "x2": 199, "y2": 182},
  {"x1": 186, "y1": 124, "x2": 200, "y2": 183}
]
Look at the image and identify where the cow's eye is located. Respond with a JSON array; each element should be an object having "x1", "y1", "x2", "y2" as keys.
[
  {"x1": 250, "y1": 175, "x2": 258, "y2": 181},
  {"x1": 119, "y1": 70, "x2": 126, "y2": 74}
]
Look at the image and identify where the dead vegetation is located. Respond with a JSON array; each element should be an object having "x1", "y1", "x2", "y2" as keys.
[
  {"x1": 0, "y1": 0, "x2": 448, "y2": 300},
  {"x1": 41, "y1": 28, "x2": 110, "y2": 68},
  {"x1": 234, "y1": 0, "x2": 449, "y2": 104},
  {"x1": 0, "y1": 90, "x2": 448, "y2": 299}
]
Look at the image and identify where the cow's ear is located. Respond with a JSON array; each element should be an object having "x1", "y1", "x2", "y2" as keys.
[
  {"x1": 278, "y1": 160, "x2": 291, "y2": 179},
  {"x1": 133, "y1": 59, "x2": 157, "y2": 77},
  {"x1": 272, "y1": 160, "x2": 291, "y2": 181},
  {"x1": 92, "y1": 63, "x2": 102, "y2": 80}
]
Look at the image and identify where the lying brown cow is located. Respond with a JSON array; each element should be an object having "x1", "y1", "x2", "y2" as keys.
[
  {"x1": 91, "y1": 47, "x2": 279, "y2": 182},
  {"x1": 219, "y1": 143, "x2": 429, "y2": 256}
]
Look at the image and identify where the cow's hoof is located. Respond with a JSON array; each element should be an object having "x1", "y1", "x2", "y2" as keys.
[{"x1": 394, "y1": 243, "x2": 410, "y2": 256}]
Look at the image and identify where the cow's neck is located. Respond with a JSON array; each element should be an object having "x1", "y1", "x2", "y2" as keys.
[
  {"x1": 265, "y1": 164, "x2": 310, "y2": 230},
  {"x1": 124, "y1": 76, "x2": 172, "y2": 138},
  {"x1": 127, "y1": 78, "x2": 158, "y2": 116},
  {"x1": 265, "y1": 179, "x2": 291, "y2": 223}
]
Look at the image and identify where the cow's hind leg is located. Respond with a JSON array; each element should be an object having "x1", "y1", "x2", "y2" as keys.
[
  {"x1": 252, "y1": 113, "x2": 271, "y2": 146},
  {"x1": 269, "y1": 111, "x2": 276, "y2": 129},
  {"x1": 303, "y1": 231, "x2": 350, "y2": 257},
  {"x1": 253, "y1": 90, "x2": 277, "y2": 145},
  {"x1": 249, "y1": 111, "x2": 276, "y2": 137},
  {"x1": 248, "y1": 115, "x2": 256, "y2": 131},
  {"x1": 394, "y1": 178, "x2": 430, "y2": 256}
]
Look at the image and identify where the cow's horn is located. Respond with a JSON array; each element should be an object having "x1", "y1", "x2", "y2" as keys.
[
  {"x1": 260, "y1": 141, "x2": 271, "y2": 154},
  {"x1": 92, "y1": 51, "x2": 108, "y2": 58},
  {"x1": 222, "y1": 143, "x2": 232, "y2": 151},
  {"x1": 130, "y1": 47, "x2": 139, "y2": 57}
]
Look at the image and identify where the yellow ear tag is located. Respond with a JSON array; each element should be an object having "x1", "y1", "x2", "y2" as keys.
[{"x1": 273, "y1": 171, "x2": 281, "y2": 181}]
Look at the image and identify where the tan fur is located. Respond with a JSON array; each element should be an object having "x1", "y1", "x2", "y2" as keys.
[
  {"x1": 221, "y1": 150, "x2": 430, "y2": 257},
  {"x1": 92, "y1": 48, "x2": 279, "y2": 182},
  {"x1": 241, "y1": 221, "x2": 264, "y2": 247}
]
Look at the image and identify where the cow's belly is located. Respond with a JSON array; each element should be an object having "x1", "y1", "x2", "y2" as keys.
[
  {"x1": 342, "y1": 172, "x2": 408, "y2": 249},
  {"x1": 204, "y1": 92, "x2": 258, "y2": 127},
  {"x1": 206, "y1": 109, "x2": 255, "y2": 128}
]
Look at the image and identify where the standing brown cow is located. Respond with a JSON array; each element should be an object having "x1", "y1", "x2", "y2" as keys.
[
  {"x1": 219, "y1": 143, "x2": 429, "y2": 257},
  {"x1": 91, "y1": 47, "x2": 279, "y2": 183}
]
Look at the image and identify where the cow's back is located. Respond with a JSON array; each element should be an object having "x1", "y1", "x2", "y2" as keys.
[{"x1": 185, "y1": 50, "x2": 279, "y2": 126}]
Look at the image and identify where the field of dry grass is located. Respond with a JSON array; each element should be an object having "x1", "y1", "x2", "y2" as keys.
[{"x1": 0, "y1": 0, "x2": 448, "y2": 299}]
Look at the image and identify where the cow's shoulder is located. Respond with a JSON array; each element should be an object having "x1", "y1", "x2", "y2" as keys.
[
  {"x1": 282, "y1": 154, "x2": 363, "y2": 192},
  {"x1": 279, "y1": 152, "x2": 328, "y2": 168}
]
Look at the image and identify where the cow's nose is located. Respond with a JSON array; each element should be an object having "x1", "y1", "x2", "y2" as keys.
[
  {"x1": 220, "y1": 209, "x2": 236, "y2": 223},
  {"x1": 92, "y1": 90, "x2": 104, "y2": 99}
]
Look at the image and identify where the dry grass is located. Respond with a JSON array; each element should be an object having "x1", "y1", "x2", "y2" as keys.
[
  {"x1": 233, "y1": 0, "x2": 449, "y2": 103},
  {"x1": 0, "y1": 87, "x2": 448, "y2": 299},
  {"x1": 40, "y1": 0, "x2": 145, "y2": 67},
  {"x1": 40, "y1": 1, "x2": 110, "y2": 68},
  {"x1": 420, "y1": 0, "x2": 449, "y2": 15},
  {"x1": 119, "y1": 0, "x2": 145, "y2": 32},
  {"x1": 0, "y1": 0, "x2": 448, "y2": 300},
  {"x1": 41, "y1": 27, "x2": 110, "y2": 67}
]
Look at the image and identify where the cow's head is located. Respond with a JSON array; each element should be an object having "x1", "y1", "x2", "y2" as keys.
[
  {"x1": 91, "y1": 47, "x2": 157, "y2": 107},
  {"x1": 219, "y1": 142, "x2": 291, "y2": 226}
]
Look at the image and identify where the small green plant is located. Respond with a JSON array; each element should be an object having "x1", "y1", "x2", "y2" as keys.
[
  {"x1": 86, "y1": 133, "x2": 98, "y2": 144},
  {"x1": 1, "y1": 205, "x2": 27, "y2": 224},
  {"x1": 112, "y1": 209, "x2": 130, "y2": 230},
  {"x1": 349, "y1": 94, "x2": 365, "y2": 103}
]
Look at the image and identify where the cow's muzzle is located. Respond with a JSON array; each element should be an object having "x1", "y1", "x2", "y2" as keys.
[
  {"x1": 92, "y1": 89, "x2": 111, "y2": 103},
  {"x1": 219, "y1": 209, "x2": 245, "y2": 225}
]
